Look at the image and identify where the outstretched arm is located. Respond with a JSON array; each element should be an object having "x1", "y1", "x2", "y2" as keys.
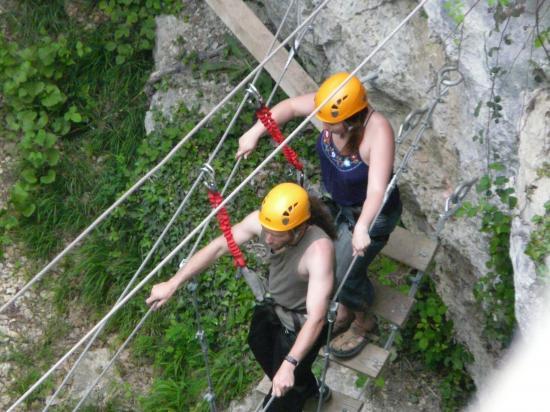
[
  {"x1": 271, "y1": 237, "x2": 334, "y2": 397},
  {"x1": 236, "y1": 93, "x2": 316, "y2": 159},
  {"x1": 146, "y1": 211, "x2": 261, "y2": 309}
]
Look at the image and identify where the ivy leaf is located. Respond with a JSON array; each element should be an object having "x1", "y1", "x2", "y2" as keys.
[
  {"x1": 64, "y1": 105, "x2": 82, "y2": 123},
  {"x1": 17, "y1": 110, "x2": 37, "y2": 132},
  {"x1": 11, "y1": 183, "x2": 29, "y2": 205},
  {"x1": 105, "y1": 41, "x2": 117, "y2": 52},
  {"x1": 419, "y1": 338, "x2": 429, "y2": 350},
  {"x1": 21, "y1": 203, "x2": 37, "y2": 217},
  {"x1": 21, "y1": 168, "x2": 37, "y2": 184},
  {"x1": 0, "y1": 214, "x2": 19, "y2": 230},
  {"x1": 6, "y1": 113, "x2": 19, "y2": 131},
  {"x1": 488, "y1": 162, "x2": 505, "y2": 171},
  {"x1": 477, "y1": 175, "x2": 491, "y2": 193},
  {"x1": 40, "y1": 169, "x2": 56, "y2": 184},
  {"x1": 494, "y1": 176, "x2": 508, "y2": 186},
  {"x1": 46, "y1": 148, "x2": 60, "y2": 166},
  {"x1": 41, "y1": 85, "x2": 66, "y2": 108},
  {"x1": 473, "y1": 101, "x2": 482, "y2": 117},
  {"x1": 115, "y1": 55, "x2": 126, "y2": 65},
  {"x1": 26, "y1": 151, "x2": 45, "y2": 168}
]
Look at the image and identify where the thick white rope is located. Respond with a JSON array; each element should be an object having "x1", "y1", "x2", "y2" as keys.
[
  {"x1": 7, "y1": 1, "x2": 429, "y2": 409},
  {"x1": 0, "y1": 0, "x2": 331, "y2": 316}
]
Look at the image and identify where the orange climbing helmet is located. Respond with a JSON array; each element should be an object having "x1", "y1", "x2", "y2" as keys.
[
  {"x1": 259, "y1": 182, "x2": 310, "y2": 231},
  {"x1": 314, "y1": 72, "x2": 368, "y2": 123}
]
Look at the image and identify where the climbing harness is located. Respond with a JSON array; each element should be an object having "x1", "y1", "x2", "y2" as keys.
[{"x1": 7, "y1": 0, "x2": 434, "y2": 409}]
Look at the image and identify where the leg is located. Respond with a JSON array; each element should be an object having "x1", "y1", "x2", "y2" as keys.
[
  {"x1": 266, "y1": 325, "x2": 329, "y2": 412},
  {"x1": 248, "y1": 305, "x2": 280, "y2": 379},
  {"x1": 331, "y1": 205, "x2": 402, "y2": 357}
]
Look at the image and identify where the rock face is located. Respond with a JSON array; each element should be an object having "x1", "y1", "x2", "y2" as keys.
[
  {"x1": 249, "y1": 0, "x2": 548, "y2": 385},
  {"x1": 147, "y1": 0, "x2": 548, "y2": 388},
  {"x1": 510, "y1": 88, "x2": 549, "y2": 334}
]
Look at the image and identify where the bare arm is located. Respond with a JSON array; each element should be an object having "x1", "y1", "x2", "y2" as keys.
[
  {"x1": 236, "y1": 93, "x2": 316, "y2": 159},
  {"x1": 353, "y1": 115, "x2": 395, "y2": 255},
  {"x1": 146, "y1": 211, "x2": 262, "y2": 309},
  {"x1": 271, "y1": 237, "x2": 334, "y2": 397}
]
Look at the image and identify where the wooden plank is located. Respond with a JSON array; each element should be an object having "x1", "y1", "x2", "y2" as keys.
[
  {"x1": 327, "y1": 343, "x2": 389, "y2": 379},
  {"x1": 205, "y1": 0, "x2": 322, "y2": 130},
  {"x1": 257, "y1": 375, "x2": 363, "y2": 412},
  {"x1": 371, "y1": 279, "x2": 415, "y2": 328},
  {"x1": 304, "y1": 390, "x2": 363, "y2": 412},
  {"x1": 381, "y1": 226, "x2": 438, "y2": 272}
]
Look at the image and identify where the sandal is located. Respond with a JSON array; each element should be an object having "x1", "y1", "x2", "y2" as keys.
[{"x1": 329, "y1": 324, "x2": 370, "y2": 359}]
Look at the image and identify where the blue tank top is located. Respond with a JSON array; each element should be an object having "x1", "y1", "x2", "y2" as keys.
[{"x1": 315, "y1": 116, "x2": 400, "y2": 213}]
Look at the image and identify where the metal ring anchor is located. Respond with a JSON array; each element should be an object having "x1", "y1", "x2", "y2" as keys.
[{"x1": 436, "y1": 66, "x2": 464, "y2": 97}]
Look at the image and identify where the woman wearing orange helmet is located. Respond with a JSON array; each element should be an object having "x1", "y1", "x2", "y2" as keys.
[{"x1": 237, "y1": 73, "x2": 402, "y2": 358}]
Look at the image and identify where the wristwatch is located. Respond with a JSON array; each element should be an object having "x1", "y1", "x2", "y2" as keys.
[{"x1": 284, "y1": 355, "x2": 299, "y2": 367}]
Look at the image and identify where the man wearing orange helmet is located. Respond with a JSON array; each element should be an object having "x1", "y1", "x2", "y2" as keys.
[
  {"x1": 146, "y1": 183, "x2": 336, "y2": 411},
  {"x1": 237, "y1": 73, "x2": 402, "y2": 358}
]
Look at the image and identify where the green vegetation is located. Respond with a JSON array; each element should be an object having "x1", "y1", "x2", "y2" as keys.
[
  {"x1": 371, "y1": 256, "x2": 476, "y2": 410},
  {"x1": 457, "y1": 166, "x2": 517, "y2": 349},
  {"x1": 0, "y1": 1, "x2": 288, "y2": 410},
  {"x1": 525, "y1": 201, "x2": 550, "y2": 277}
]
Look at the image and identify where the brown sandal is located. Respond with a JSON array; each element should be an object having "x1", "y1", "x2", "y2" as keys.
[{"x1": 329, "y1": 324, "x2": 370, "y2": 359}]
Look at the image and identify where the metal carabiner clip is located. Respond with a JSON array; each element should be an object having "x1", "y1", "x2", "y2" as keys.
[
  {"x1": 245, "y1": 83, "x2": 264, "y2": 108},
  {"x1": 201, "y1": 163, "x2": 217, "y2": 191},
  {"x1": 445, "y1": 178, "x2": 478, "y2": 214}
]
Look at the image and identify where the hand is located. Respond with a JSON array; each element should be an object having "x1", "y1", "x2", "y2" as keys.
[
  {"x1": 352, "y1": 224, "x2": 371, "y2": 256},
  {"x1": 146, "y1": 280, "x2": 177, "y2": 310},
  {"x1": 272, "y1": 360, "x2": 295, "y2": 397},
  {"x1": 236, "y1": 128, "x2": 261, "y2": 159}
]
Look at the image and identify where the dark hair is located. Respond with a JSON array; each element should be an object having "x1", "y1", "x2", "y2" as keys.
[
  {"x1": 307, "y1": 196, "x2": 337, "y2": 240},
  {"x1": 341, "y1": 107, "x2": 369, "y2": 155}
]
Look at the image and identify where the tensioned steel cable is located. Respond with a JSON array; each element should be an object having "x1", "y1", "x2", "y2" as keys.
[
  {"x1": 0, "y1": 0, "x2": 332, "y2": 316},
  {"x1": 7, "y1": 2, "x2": 434, "y2": 408},
  {"x1": 48, "y1": 2, "x2": 300, "y2": 410},
  {"x1": 355, "y1": 178, "x2": 478, "y2": 401}
]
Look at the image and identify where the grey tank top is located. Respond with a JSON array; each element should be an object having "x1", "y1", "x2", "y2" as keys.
[{"x1": 260, "y1": 225, "x2": 329, "y2": 314}]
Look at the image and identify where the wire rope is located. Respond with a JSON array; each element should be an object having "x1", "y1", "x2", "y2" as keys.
[
  {"x1": 7, "y1": 0, "x2": 438, "y2": 408},
  {"x1": 0, "y1": 0, "x2": 332, "y2": 316}
]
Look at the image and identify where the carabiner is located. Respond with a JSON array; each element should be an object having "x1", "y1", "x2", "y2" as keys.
[
  {"x1": 245, "y1": 83, "x2": 264, "y2": 108},
  {"x1": 444, "y1": 178, "x2": 478, "y2": 214},
  {"x1": 201, "y1": 163, "x2": 217, "y2": 191}
]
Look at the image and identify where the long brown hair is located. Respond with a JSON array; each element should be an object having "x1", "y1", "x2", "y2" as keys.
[
  {"x1": 307, "y1": 196, "x2": 337, "y2": 240},
  {"x1": 341, "y1": 107, "x2": 369, "y2": 155}
]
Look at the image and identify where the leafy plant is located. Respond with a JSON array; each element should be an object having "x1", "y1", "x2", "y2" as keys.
[
  {"x1": 457, "y1": 164, "x2": 517, "y2": 348},
  {"x1": 525, "y1": 201, "x2": 550, "y2": 277},
  {"x1": 399, "y1": 276, "x2": 475, "y2": 411}
]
